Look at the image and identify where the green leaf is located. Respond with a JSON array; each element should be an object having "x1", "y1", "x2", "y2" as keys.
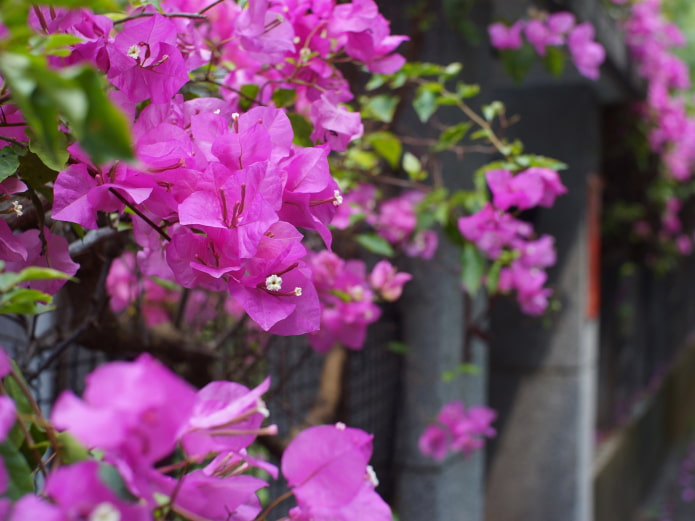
[
  {"x1": 0, "y1": 147, "x2": 24, "y2": 182},
  {"x1": 271, "y1": 88, "x2": 296, "y2": 108},
  {"x1": 470, "y1": 128, "x2": 490, "y2": 141},
  {"x1": 98, "y1": 462, "x2": 139, "y2": 502},
  {"x1": 543, "y1": 46, "x2": 566, "y2": 77},
  {"x1": 442, "y1": 363, "x2": 481, "y2": 382},
  {"x1": 56, "y1": 431, "x2": 90, "y2": 464},
  {"x1": 413, "y1": 86, "x2": 437, "y2": 123},
  {"x1": 365, "y1": 74, "x2": 386, "y2": 91},
  {"x1": 368, "y1": 131, "x2": 402, "y2": 169},
  {"x1": 0, "y1": 266, "x2": 73, "y2": 292},
  {"x1": 355, "y1": 233, "x2": 395, "y2": 257},
  {"x1": 362, "y1": 94, "x2": 398, "y2": 123},
  {"x1": 486, "y1": 260, "x2": 503, "y2": 293},
  {"x1": 499, "y1": 46, "x2": 537, "y2": 83},
  {"x1": 402, "y1": 152, "x2": 424, "y2": 180},
  {"x1": 16, "y1": 149, "x2": 59, "y2": 196},
  {"x1": 514, "y1": 154, "x2": 567, "y2": 171},
  {"x1": 239, "y1": 84, "x2": 260, "y2": 111},
  {"x1": 70, "y1": 67, "x2": 133, "y2": 164},
  {"x1": 347, "y1": 149, "x2": 378, "y2": 170},
  {"x1": 435, "y1": 122, "x2": 472, "y2": 151},
  {"x1": 386, "y1": 341, "x2": 409, "y2": 354},
  {"x1": 456, "y1": 82, "x2": 480, "y2": 99},
  {"x1": 0, "y1": 440, "x2": 35, "y2": 499},
  {"x1": 0, "y1": 288, "x2": 54, "y2": 314},
  {"x1": 482, "y1": 101, "x2": 504, "y2": 122},
  {"x1": 460, "y1": 243, "x2": 486, "y2": 295},
  {"x1": 288, "y1": 113, "x2": 314, "y2": 147}
]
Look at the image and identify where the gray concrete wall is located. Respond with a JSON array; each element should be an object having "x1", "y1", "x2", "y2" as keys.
[{"x1": 486, "y1": 84, "x2": 601, "y2": 521}]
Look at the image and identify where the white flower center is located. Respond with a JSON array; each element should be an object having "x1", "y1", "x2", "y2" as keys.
[
  {"x1": 294, "y1": 287, "x2": 302, "y2": 296},
  {"x1": 127, "y1": 44, "x2": 141, "y2": 60},
  {"x1": 266, "y1": 274, "x2": 282, "y2": 291},
  {"x1": 89, "y1": 503, "x2": 121, "y2": 521},
  {"x1": 366, "y1": 465, "x2": 379, "y2": 487},
  {"x1": 332, "y1": 190, "x2": 343, "y2": 206}
]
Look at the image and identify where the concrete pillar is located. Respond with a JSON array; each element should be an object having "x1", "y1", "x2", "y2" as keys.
[
  {"x1": 486, "y1": 85, "x2": 600, "y2": 521},
  {"x1": 394, "y1": 238, "x2": 487, "y2": 521}
]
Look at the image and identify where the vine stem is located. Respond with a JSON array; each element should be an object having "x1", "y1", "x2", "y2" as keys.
[
  {"x1": 0, "y1": 380, "x2": 48, "y2": 477},
  {"x1": 108, "y1": 188, "x2": 171, "y2": 242},
  {"x1": 253, "y1": 489, "x2": 295, "y2": 521},
  {"x1": 456, "y1": 100, "x2": 509, "y2": 156},
  {"x1": 113, "y1": 11, "x2": 207, "y2": 25}
]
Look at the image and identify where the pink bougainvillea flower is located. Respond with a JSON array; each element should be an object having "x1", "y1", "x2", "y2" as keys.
[
  {"x1": 0, "y1": 346, "x2": 11, "y2": 378},
  {"x1": 486, "y1": 169, "x2": 543, "y2": 211},
  {"x1": 107, "y1": 14, "x2": 188, "y2": 104},
  {"x1": 289, "y1": 481, "x2": 392, "y2": 521},
  {"x1": 282, "y1": 423, "x2": 374, "y2": 508},
  {"x1": 418, "y1": 423, "x2": 449, "y2": 461},
  {"x1": 0, "y1": 396, "x2": 16, "y2": 443},
  {"x1": 6, "y1": 495, "x2": 63, "y2": 521},
  {"x1": 152, "y1": 470, "x2": 267, "y2": 521},
  {"x1": 310, "y1": 95, "x2": 364, "y2": 152},
  {"x1": 419, "y1": 401, "x2": 496, "y2": 461},
  {"x1": 45, "y1": 460, "x2": 150, "y2": 521},
  {"x1": 568, "y1": 22, "x2": 605, "y2": 80},
  {"x1": 51, "y1": 353, "x2": 197, "y2": 464},
  {"x1": 0, "y1": 218, "x2": 28, "y2": 263},
  {"x1": 52, "y1": 162, "x2": 153, "y2": 230},
  {"x1": 488, "y1": 21, "x2": 524, "y2": 50},
  {"x1": 2, "y1": 227, "x2": 79, "y2": 295},
  {"x1": 458, "y1": 204, "x2": 531, "y2": 259},
  {"x1": 0, "y1": 105, "x2": 28, "y2": 149},
  {"x1": 369, "y1": 260, "x2": 412, "y2": 301},
  {"x1": 180, "y1": 377, "x2": 274, "y2": 457}
]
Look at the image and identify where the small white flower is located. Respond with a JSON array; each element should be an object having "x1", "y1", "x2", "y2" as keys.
[
  {"x1": 335, "y1": 422, "x2": 346, "y2": 430},
  {"x1": 127, "y1": 44, "x2": 141, "y2": 60},
  {"x1": 10, "y1": 201, "x2": 22, "y2": 216},
  {"x1": 265, "y1": 274, "x2": 283, "y2": 291},
  {"x1": 89, "y1": 503, "x2": 121, "y2": 521},
  {"x1": 332, "y1": 190, "x2": 343, "y2": 206},
  {"x1": 366, "y1": 465, "x2": 379, "y2": 487},
  {"x1": 294, "y1": 287, "x2": 302, "y2": 296}
]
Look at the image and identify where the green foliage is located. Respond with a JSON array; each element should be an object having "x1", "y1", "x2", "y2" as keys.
[
  {"x1": 499, "y1": 46, "x2": 536, "y2": 83},
  {"x1": 355, "y1": 233, "x2": 395, "y2": 257},
  {"x1": 0, "y1": 263, "x2": 75, "y2": 315},
  {"x1": 0, "y1": 53, "x2": 133, "y2": 166},
  {"x1": 0, "y1": 440, "x2": 35, "y2": 499},
  {"x1": 360, "y1": 94, "x2": 399, "y2": 123},
  {"x1": 288, "y1": 113, "x2": 314, "y2": 147},
  {"x1": 460, "y1": 242, "x2": 486, "y2": 294},
  {"x1": 367, "y1": 131, "x2": 402, "y2": 169},
  {"x1": 442, "y1": 363, "x2": 481, "y2": 382},
  {"x1": 0, "y1": 147, "x2": 25, "y2": 183}
]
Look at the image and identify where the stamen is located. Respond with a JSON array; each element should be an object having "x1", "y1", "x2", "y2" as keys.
[{"x1": 266, "y1": 274, "x2": 282, "y2": 291}]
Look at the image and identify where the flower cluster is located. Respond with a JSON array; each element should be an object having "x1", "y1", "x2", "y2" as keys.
[
  {"x1": 418, "y1": 401, "x2": 497, "y2": 461},
  {"x1": 458, "y1": 167, "x2": 566, "y2": 315},
  {"x1": 333, "y1": 186, "x2": 438, "y2": 260},
  {"x1": 0, "y1": 0, "x2": 408, "y2": 335},
  {"x1": 307, "y1": 251, "x2": 410, "y2": 352},
  {"x1": 0, "y1": 353, "x2": 389, "y2": 521},
  {"x1": 283, "y1": 423, "x2": 391, "y2": 521},
  {"x1": 488, "y1": 11, "x2": 606, "y2": 80}
]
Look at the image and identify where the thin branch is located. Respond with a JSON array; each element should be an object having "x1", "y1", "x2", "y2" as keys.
[
  {"x1": 27, "y1": 256, "x2": 114, "y2": 381},
  {"x1": 108, "y1": 188, "x2": 171, "y2": 241},
  {"x1": 113, "y1": 11, "x2": 207, "y2": 25},
  {"x1": 198, "y1": 0, "x2": 225, "y2": 15}
]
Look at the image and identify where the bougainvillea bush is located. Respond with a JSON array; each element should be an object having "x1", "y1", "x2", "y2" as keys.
[{"x1": 3, "y1": 0, "x2": 675, "y2": 517}]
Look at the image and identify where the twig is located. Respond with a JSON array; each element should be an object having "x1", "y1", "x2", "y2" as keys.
[{"x1": 108, "y1": 188, "x2": 171, "y2": 241}]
